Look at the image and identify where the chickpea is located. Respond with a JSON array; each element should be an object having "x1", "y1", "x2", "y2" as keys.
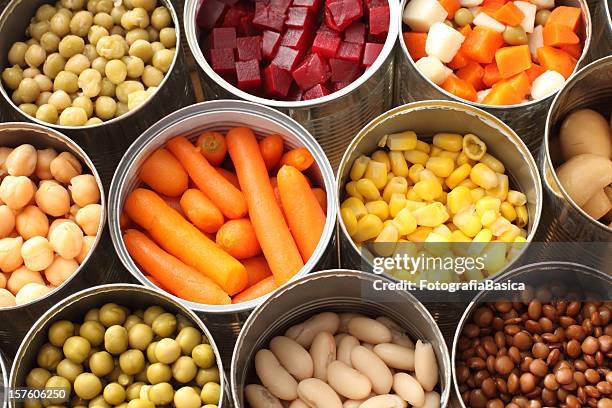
[
  {"x1": 21, "y1": 237, "x2": 54, "y2": 271},
  {"x1": 0, "y1": 289, "x2": 16, "y2": 307},
  {"x1": 75, "y1": 235, "x2": 95, "y2": 263},
  {"x1": 146, "y1": 26, "x2": 159, "y2": 42},
  {"x1": 25, "y1": 44, "x2": 47, "y2": 68},
  {"x1": 23, "y1": 67, "x2": 41, "y2": 79},
  {"x1": 140, "y1": 65, "x2": 161, "y2": 87},
  {"x1": 96, "y1": 35, "x2": 125, "y2": 59},
  {"x1": 95, "y1": 95, "x2": 117, "y2": 120},
  {"x1": 129, "y1": 39, "x2": 153, "y2": 62},
  {"x1": 35, "y1": 180, "x2": 71, "y2": 217},
  {"x1": 36, "y1": 91, "x2": 52, "y2": 106},
  {"x1": 33, "y1": 74, "x2": 53, "y2": 92},
  {"x1": 83, "y1": 43, "x2": 99, "y2": 61},
  {"x1": 110, "y1": 25, "x2": 126, "y2": 36},
  {"x1": 86, "y1": 117, "x2": 103, "y2": 125},
  {"x1": 0, "y1": 176, "x2": 35, "y2": 210},
  {"x1": 74, "y1": 204, "x2": 102, "y2": 235},
  {"x1": 16, "y1": 205, "x2": 50, "y2": 239},
  {"x1": 151, "y1": 48, "x2": 173, "y2": 73},
  {"x1": 77, "y1": 68, "x2": 102, "y2": 98},
  {"x1": 43, "y1": 53, "x2": 67, "y2": 79},
  {"x1": 116, "y1": 80, "x2": 143, "y2": 103},
  {"x1": 62, "y1": 0, "x2": 85, "y2": 10},
  {"x1": 100, "y1": 77, "x2": 116, "y2": 97},
  {"x1": 17, "y1": 78, "x2": 41, "y2": 103},
  {"x1": 29, "y1": 21, "x2": 51, "y2": 42},
  {"x1": 53, "y1": 70, "x2": 79, "y2": 93},
  {"x1": 121, "y1": 9, "x2": 148, "y2": 30},
  {"x1": 8, "y1": 42, "x2": 28, "y2": 66},
  {"x1": 49, "y1": 221, "x2": 84, "y2": 259},
  {"x1": 0, "y1": 205, "x2": 15, "y2": 238},
  {"x1": 50, "y1": 13, "x2": 71, "y2": 37},
  {"x1": 127, "y1": 89, "x2": 149, "y2": 110},
  {"x1": 59, "y1": 106, "x2": 88, "y2": 126},
  {"x1": 11, "y1": 89, "x2": 24, "y2": 105},
  {"x1": 159, "y1": 28, "x2": 176, "y2": 48},
  {"x1": 173, "y1": 387, "x2": 200, "y2": 408},
  {"x1": 36, "y1": 104, "x2": 59, "y2": 123},
  {"x1": 65, "y1": 54, "x2": 91, "y2": 75},
  {"x1": 57, "y1": 8, "x2": 74, "y2": 19},
  {"x1": 25, "y1": 38, "x2": 39, "y2": 47},
  {"x1": 71, "y1": 96, "x2": 93, "y2": 118},
  {"x1": 151, "y1": 7, "x2": 171, "y2": 30},
  {"x1": 0, "y1": 236, "x2": 24, "y2": 273},
  {"x1": 36, "y1": 4, "x2": 57, "y2": 22},
  {"x1": 45, "y1": 256, "x2": 79, "y2": 286},
  {"x1": 111, "y1": 6, "x2": 127, "y2": 24},
  {"x1": 19, "y1": 104, "x2": 39, "y2": 117},
  {"x1": 88, "y1": 25, "x2": 110, "y2": 46},
  {"x1": 91, "y1": 56, "x2": 108, "y2": 74},
  {"x1": 150, "y1": 41, "x2": 165, "y2": 54},
  {"x1": 69, "y1": 174, "x2": 100, "y2": 206},
  {"x1": 70, "y1": 10, "x2": 94, "y2": 36},
  {"x1": 125, "y1": 28, "x2": 148, "y2": 46},
  {"x1": 115, "y1": 102, "x2": 128, "y2": 117},
  {"x1": 123, "y1": 56, "x2": 144, "y2": 78},
  {"x1": 96, "y1": 0, "x2": 113, "y2": 13},
  {"x1": 5, "y1": 144, "x2": 37, "y2": 176},
  {"x1": 40, "y1": 32, "x2": 61, "y2": 53},
  {"x1": 2, "y1": 65, "x2": 24, "y2": 90},
  {"x1": 94, "y1": 12, "x2": 114, "y2": 30},
  {"x1": 132, "y1": 0, "x2": 157, "y2": 12},
  {"x1": 105, "y1": 59, "x2": 127, "y2": 84},
  {"x1": 16, "y1": 282, "x2": 51, "y2": 305}
]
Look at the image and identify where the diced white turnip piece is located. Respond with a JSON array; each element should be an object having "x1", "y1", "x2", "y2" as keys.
[
  {"x1": 403, "y1": 0, "x2": 448, "y2": 32},
  {"x1": 528, "y1": 25, "x2": 544, "y2": 62},
  {"x1": 529, "y1": 0, "x2": 554, "y2": 10},
  {"x1": 415, "y1": 56, "x2": 453, "y2": 84},
  {"x1": 476, "y1": 88, "x2": 492, "y2": 103},
  {"x1": 459, "y1": 0, "x2": 483, "y2": 7},
  {"x1": 425, "y1": 22, "x2": 466, "y2": 63},
  {"x1": 473, "y1": 12, "x2": 506, "y2": 32},
  {"x1": 531, "y1": 70, "x2": 565, "y2": 99},
  {"x1": 514, "y1": 1, "x2": 537, "y2": 33},
  {"x1": 468, "y1": 6, "x2": 482, "y2": 16}
]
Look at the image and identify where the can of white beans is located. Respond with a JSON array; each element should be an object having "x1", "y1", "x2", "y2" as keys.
[
  {"x1": 586, "y1": 0, "x2": 612, "y2": 60},
  {"x1": 231, "y1": 269, "x2": 452, "y2": 408}
]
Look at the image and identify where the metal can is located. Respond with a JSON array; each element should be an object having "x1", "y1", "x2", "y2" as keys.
[
  {"x1": 8, "y1": 283, "x2": 226, "y2": 408},
  {"x1": 231, "y1": 269, "x2": 452, "y2": 408},
  {"x1": 183, "y1": 0, "x2": 400, "y2": 169},
  {"x1": 452, "y1": 261, "x2": 612, "y2": 408},
  {"x1": 108, "y1": 100, "x2": 338, "y2": 364},
  {"x1": 587, "y1": 0, "x2": 612, "y2": 60},
  {"x1": 395, "y1": 0, "x2": 592, "y2": 152},
  {"x1": 1, "y1": 351, "x2": 6, "y2": 408}
]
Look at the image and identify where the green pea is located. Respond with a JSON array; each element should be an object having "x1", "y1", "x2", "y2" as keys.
[
  {"x1": 454, "y1": 8, "x2": 474, "y2": 27},
  {"x1": 503, "y1": 25, "x2": 528, "y2": 45}
]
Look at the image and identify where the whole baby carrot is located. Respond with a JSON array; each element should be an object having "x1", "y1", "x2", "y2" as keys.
[
  {"x1": 216, "y1": 218, "x2": 261, "y2": 259},
  {"x1": 277, "y1": 165, "x2": 327, "y2": 261},
  {"x1": 215, "y1": 167, "x2": 241, "y2": 190},
  {"x1": 311, "y1": 188, "x2": 327, "y2": 213},
  {"x1": 197, "y1": 131, "x2": 227, "y2": 166},
  {"x1": 232, "y1": 276, "x2": 277, "y2": 303},
  {"x1": 226, "y1": 127, "x2": 304, "y2": 285},
  {"x1": 139, "y1": 148, "x2": 189, "y2": 197},
  {"x1": 166, "y1": 136, "x2": 247, "y2": 219},
  {"x1": 124, "y1": 229, "x2": 231, "y2": 304},
  {"x1": 279, "y1": 147, "x2": 315, "y2": 171},
  {"x1": 180, "y1": 189, "x2": 225, "y2": 233},
  {"x1": 125, "y1": 188, "x2": 248, "y2": 295},
  {"x1": 259, "y1": 133, "x2": 284, "y2": 171},
  {"x1": 242, "y1": 255, "x2": 273, "y2": 287}
]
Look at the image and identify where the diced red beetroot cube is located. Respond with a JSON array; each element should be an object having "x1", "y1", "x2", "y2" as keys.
[
  {"x1": 236, "y1": 59, "x2": 262, "y2": 89},
  {"x1": 211, "y1": 27, "x2": 237, "y2": 49},
  {"x1": 272, "y1": 0, "x2": 293, "y2": 13},
  {"x1": 311, "y1": 28, "x2": 341, "y2": 58},
  {"x1": 197, "y1": 0, "x2": 227, "y2": 29},
  {"x1": 324, "y1": 0, "x2": 363, "y2": 31},
  {"x1": 263, "y1": 65, "x2": 293, "y2": 97},
  {"x1": 291, "y1": 53, "x2": 331, "y2": 90},
  {"x1": 362, "y1": 42, "x2": 383, "y2": 68},
  {"x1": 331, "y1": 81, "x2": 351, "y2": 91},
  {"x1": 369, "y1": 5, "x2": 389, "y2": 35},
  {"x1": 253, "y1": 2, "x2": 286, "y2": 32},
  {"x1": 330, "y1": 58, "x2": 361, "y2": 82},
  {"x1": 287, "y1": 85, "x2": 303, "y2": 100},
  {"x1": 218, "y1": 0, "x2": 240, "y2": 5},
  {"x1": 303, "y1": 83, "x2": 330, "y2": 100},
  {"x1": 262, "y1": 30, "x2": 281, "y2": 60},
  {"x1": 367, "y1": 32, "x2": 387, "y2": 43},
  {"x1": 292, "y1": 0, "x2": 321, "y2": 12},
  {"x1": 210, "y1": 48, "x2": 236, "y2": 74},
  {"x1": 237, "y1": 14, "x2": 257, "y2": 36},
  {"x1": 364, "y1": 0, "x2": 386, "y2": 11},
  {"x1": 286, "y1": 7, "x2": 314, "y2": 28},
  {"x1": 236, "y1": 36, "x2": 262, "y2": 61},
  {"x1": 281, "y1": 28, "x2": 311, "y2": 51},
  {"x1": 336, "y1": 41, "x2": 362, "y2": 62},
  {"x1": 222, "y1": 5, "x2": 250, "y2": 27},
  {"x1": 344, "y1": 22, "x2": 366, "y2": 44},
  {"x1": 271, "y1": 46, "x2": 303, "y2": 70}
]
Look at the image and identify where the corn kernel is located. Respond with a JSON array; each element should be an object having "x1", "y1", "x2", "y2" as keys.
[
  {"x1": 341, "y1": 207, "x2": 358, "y2": 236},
  {"x1": 419, "y1": 169, "x2": 439, "y2": 183},
  {"x1": 383, "y1": 177, "x2": 408, "y2": 202},
  {"x1": 498, "y1": 224, "x2": 520, "y2": 242},
  {"x1": 447, "y1": 186, "x2": 472, "y2": 215},
  {"x1": 514, "y1": 236, "x2": 527, "y2": 243},
  {"x1": 438, "y1": 191, "x2": 448, "y2": 205},
  {"x1": 377, "y1": 134, "x2": 388, "y2": 148},
  {"x1": 486, "y1": 173, "x2": 509, "y2": 201},
  {"x1": 481, "y1": 242, "x2": 507, "y2": 274},
  {"x1": 491, "y1": 216, "x2": 513, "y2": 237},
  {"x1": 408, "y1": 164, "x2": 424, "y2": 184},
  {"x1": 470, "y1": 187, "x2": 486, "y2": 202},
  {"x1": 519, "y1": 228, "x2": 527, "y2": 238},
  {"x1": 387, "y1": 131, "x2": 418, "y2": 151},
  {"x1": 345, "y1": 181, "x2": 363, "y2": 200},
  {"x1": 515, "y1": 205, "x2": 528, "y2": 228},
  {"x1": 507, "y1": 190, "x2": 527, "y2": 206},
  {"x1": 383, "y1": 219, "x2": 394, "y2": 228},
  {"x1": 424, "y1": 232, "x2": 451, "y2": 257},
  {"x1": 470, "y1": 163, "x2": 498, "y2": 189},
  {"x1": 415, "y1": 140, "x2": 431, "y2": 154},
  {"x1": 480, "y1": 153, "x2": 505, "y2": 173},
  {"x1": 364, "y1": 160, "x2": 388, "y2": 189},
  {"x1": 508, "y1": 237, "x2": 527, "y2": 261},
  {"x1": 412, "y1": 202, "x2": 449, "y2": 227},
  {"x1": 500, "y1": 201, "x2": 517, "y2": 222},
  {"x1": 435, "y1": 151, "x2": 460, "y2": 163},
  {"x1": 426, "y1": 156, "x2": 455, "y2": 178},
  {"x1": 451, "y1": 231, "x2": 471, "y2": 256},
  {"x1": 453, "y1": 206, "x2": 482, "y2": 237},
  {"x1": 406, "y1": 200, "x2": 427, "y2": 211},
  {"x1": 458, "y1": 179, "x2": 478, "y2": 189},
  {"x1": 394, "y1": 240, "x2": 418, "y2": 258},
  {"x1": 413, "y1": 179, "x2": 443, "y2": 201},
  {"x1": 373, "y1": 224, "x2": 399, "y2": 256},
  {"x1": 366, "y1": 200, "x2": 390, "y2": 221},
  {"x1": 341, "y1": 197, "x2": 367, "y2": 219},
  {"x1": 350, "y1": 155, "x2": 370, "y2": 181},
  {"x1": 433, "y1": 224, "x2": 452, "y2": 238},
  {"x1": 462, "y1": 133, "x2": 487, "y2": 160},
  {"x1": 430, "y1": 146, "x2": 442, "y2": 156},
  {"x1": 371, "y1": 150, "x2": 391, "y2": 172},
  {"x1": 353, "y1": 214, "x2": 384, "y2": 242},
  {"x1": 475, "y1": 197, "x2": 501, "y2": 217},
  {"x1": 356, "y1": 178, "x2": 381, "y2": 201},
  {"x1": 468, "y1": 228, "x2": 492, "y2": 256},
  {"x1": 392, "y1": 208, "x2": 418, "y2": 236},
  {"x1": 446, "y1": 163, "x2": 472, "y2": 189},
  {"x1": 407, "y1": 227, "x2": 432, "y2": 242},
  {"x1": 406, "y1": 189, "x2": 419, "y2": 201},
  {"x1": 388, "y1": 151, "x2": 409, "y2": 177},
  {"x1": 433, "y1": 133, "x2": 463, "y2": 152},
  {"x1": 451, "y1": 230, "x2": 471, "y2": 242},
  {"x1": 456, "y1": 151, "x2": 472, "y2": 166},
  {"x1": 389, "y1": 193, "x2": 408, "y2": 217},
  {"x1": 481, "y1": 209, "x2": 497, "y2": 228},
  {"x1": 404, "y1": 150, "x2": 429, "y2": 165},
  {"x1": 387, "y1": 172, "x2": 396, "y2": 183}
]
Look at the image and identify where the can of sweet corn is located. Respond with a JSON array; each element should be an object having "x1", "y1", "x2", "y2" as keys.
[{"x1": 395, "y1": 0, "x2": 592, "y2": 153}]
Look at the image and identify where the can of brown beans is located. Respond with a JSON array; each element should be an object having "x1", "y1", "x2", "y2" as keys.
[{"x1": 452, "y1": 261, "x2": 612, "y2": 408}]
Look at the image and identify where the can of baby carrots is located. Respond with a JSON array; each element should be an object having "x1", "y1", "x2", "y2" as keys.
[
  {"x1": 395, "y1": 0, "x2": 592, "y2": 153},
  {"x1": 108, "y1": 99, "x2": 338, "y2": 368},
  {"x1": 183, "y1": 0, "x2": 400, "y2": 170},
  {"x1": 587, "y1": 0, "x2": 612, "y2": 60}
]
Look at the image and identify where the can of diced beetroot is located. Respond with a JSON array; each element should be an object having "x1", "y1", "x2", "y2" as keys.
[
  {"x1": 184, "y1": 0, "x2": 400, "y2": 170},
  {"x1": 395, "y1": 0, "x2": 592, "y2": 153}
]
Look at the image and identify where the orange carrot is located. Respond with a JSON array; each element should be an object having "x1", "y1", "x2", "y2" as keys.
[
  {"x1": 124, "y1": 229, "x2": 231, "y2": 304},
  {"x1": 273, "y1": 186, "x2": 288, "y2": 221},
  {"x1": 242, "y1": 255, "x2": 273, "y2": 287},
  {"x1": 462, "y1": 26, "x2": 505, "y2": 64},
  {"x1": 503, "y1": 71, "x2": 531, "y2": 98},
  {"x1": 120, "y1": 212, "x2": 131, "y2": 229},
  {"x1": 311, "y1": 188, "x2": 327, "y2": 213},
  {"x1": 480, "y1": 0, "x2": 505, "y2": 14},
  {"x1": 546, "y1": 6, "x2": 582, "y2": 31},
  {"x1": 495, "y1": 45, "x2": 532, "y2": 78},
  {"x1": 403, "y1": 32, "x2": 428, "y2": 61},
  {"x1": 216, "y1": 218, "x2": 262, "y2": 259},
  {"x1": 543, "y1": 23, "x2": 579, "y2": 47},
  {"x1": 536, "y1": 46, "x2": 576, "y2": 79},
  {"x1": 277, "y1": 165, "x2": 326, "y2": 261},
  {"x1": 442, "y1": 75, "x2": 477, "y2": 102},
  {"x1": 166, "y1": 136, "x2": 247, "y2": 219},
  {"x1": 458, "y1": 24, "x2": 472, "y2": 37},
  {"x1": 279, "y1": 147, "x2": 315, "y2": 171},
  {"x1": 145, "y1": 275, "x2": 166, "y2": 290},
  {"x1": 227, "y1": 127, "x2": 304, "y2": 285},
  {"x1": 125, "y1": 188, "x2": 247, "y2": 295},
  {"x1": 558, "y1": 43, "x2": 582, "y2": 59},
  {"x1": 259, "y1": 133, "x2": 285, "y2": 171},
  {"x1": 493, "y1": 2, "x2": 524, "y2": 26},
  {"x1": 439, "y1": 0, "x2": 460, "y2": 18},
  {"x1": 448, "y1": 49, "x2": 471, "y2": 70},
  {"x1": 483, "y1": 63, "x2": 502, "y2": 87},
  {"x1": 215, "y1": 167, "x2": 241, "y2": 189},
  {"x1": 162, "y1": 195, "x2": 185, "y2": 215},
  {"x1": 270, "y1": 177, "x2": 278, "y2": 188},
  {"x1": 232, "y1": 276, "x2": 278, "y2": 303},
  {"x1": 482, "y1": 82, "x2": 522, "y2": 105},
  {"x1": 180, "y1": 189, "x2": 225, "y2": 233},
  {"x1": 196, "y1": 131, "x2": 227, "y2": 166},
  {"x1": 139, "y1": 148, "x2": 188, "y2": 197},
  {"x1": 525, "y1": 63, "x2": 546, "y2": 83},
  {"x1": 456, "y1": 61, "x2": 485, "y2": 91}
]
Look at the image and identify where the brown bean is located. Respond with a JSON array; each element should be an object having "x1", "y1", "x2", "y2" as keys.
[
  {"x1": 556, "y1": 368, "x2": 574, "y2": 385},
  {"x1": 598, "y1": 335, "x2": 611, "y2": 353},
  {"x1": 469, "y1": 389, "x2": 488, "y2": 408},
  {"x1": 566, "y1": 325, "x2": 586, "y2": 341},
  {"x1": 539, "y1": 318, "x2": 554, "y2": 332},
  {"x1": 473, "y1": 306, "x2": 494, "y2": 327},
  {"x1": 464, "y1": 323, "x2": 481, "y2": 338},
  {"x1": 582, "y1": 337, "x2": 599, "y2": 354},
  {"x1": 508, "y1": 346, "x2": 521, "y2": 364},
  {"x1": 525, "y1": 320, "x2": 541, "y2": 334},
  {"x1": 528, "y1": 301, "x2": 542, "y2": 320},
  {"x1": 514, "y1": 332, "x2": 532, "y2": 351},
  {"x1": 532, "y1": 343, "x2": 549, "y2": 359},
  {"x1": 585, "y1": 369, "x2": 600, "y2": 384},
  {"x1": 597, "y1": 381, "x2": 611, "y2": 395},
  {"x1": 481, "y1": 377, "x2": 497, "y2": 398},
  {"x1": 544, "y1": 373, "x2": 559, "y2": 390},
  {"x1": 529, "y1": 359, "x2": 547, "y2": 377},
  {"x1": 566, "y1": 340, "x2": 582, "y2": 358},
  {"x1": 507, "y1": 373, "x2": 519, "y2": 393},
  {"x1": 520, "y1": 373, "x2": 536, "y2": 393},
  {"x1": 547, "y1": 348, "x2": 561, "y2": 366},
  {"x1": 494, "y1": 356, "x2": 513, "y2": 375}
]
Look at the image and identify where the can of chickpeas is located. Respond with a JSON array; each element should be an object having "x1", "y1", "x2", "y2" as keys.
[
  {"x1": 231, "y1": 269, "x2": 452, "y2": 408},
  {"x1": 452, "y1": 261, "x2": 611, "y2": 408},
  {"x1": 108, "y1": 99, "x2": 338, "y2": 367},
  {"x1": 0, "y1": 0, "x2": 195, "y2": 188},
  {"x1": 183, "y1": 0, "x2": 399, "y2": 170},
  {"x1": 9, "y1": 283, "x2": 227, "y2": 408},
  {"x1": 395, "y1": 0, "x2": 592, "y2": 152},
  {"x1": 0, "y1": 122, "x2": 109, "y2": 355}
]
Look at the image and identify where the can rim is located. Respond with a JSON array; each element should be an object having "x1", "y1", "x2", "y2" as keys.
[
  {"x1": 543, "y1": 55, "x2": 612, "y2": 234},
  {"x1": 7, "y1": 283, "x2": 226, "y2": 407},
  {"x1": 0, "y1": 0, "x2": 181, "y2": 130},
  {"x1": 0, "y1": 351, "x2": 6, "y2": 408},
  {"x1": 396, "y1": 0, "x2": 593, "y2": 110},
  {"x1": 450, "y1": 261, "x2": 612, "y2": 408},
  {"x1": 183, "y1": 0, "x2": 400, "y2": 108},
  {"x1": 607, "y1": 0, "x2": 611, "y2": 31},
  {"x1": 108, "y1": 99, "x2": 338, "y2": 314},
  {"x1": 0, "y1": 121, "x2": 107, "y2": 312},
  {"x1": 230, "y1": 269, "x2": 453, "y2": 408}
]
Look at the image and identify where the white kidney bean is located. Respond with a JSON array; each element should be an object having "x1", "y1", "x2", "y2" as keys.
[
  {"x1": 310, "y1": 331, "x2": 336, "y2": 382},
  {"x1": 392, "y1": 372, "x2": 425, "y2": 407},
  {"x1": 415, "y1": 340, "x2": 438, "y2": 392},
  {"x1": 327, "y1": 360, "x2": 372, "y2": 400},
  {"x1": 244, "y1": 384, "x2": 283, "y2": 408},
  {"x1": 337, "y1": 335, "x2": 360, "y2": 367},
  {"x1": 338, "y1": 312, "x2": 364, "y2": 333},
  {"x1": 376, "y1": 317, "x2": 414, "y2": 349},
  {"x1": 358, "y1": 394, "x2": 407, "y2": 408},
  {"x1": 348, "y1": 317, "x2": 392, "y2": 345},
  {"x1": 255, "y1": 349, "x2": 298, "y2": 401},
  {"x1": 269, "y1": 336, "x2": 313, "y2": 381},
  {"x1": 297, "y1": 378, "x2": 342, "y2": 408},
  {"x1": 334, "y1": 333, "x2": 347, "y2": 346},
  {"x1": 350, "y1": 346, "x2": 393, "y2": 394},
  {"x1": 373, "y1": 343, "x2": 415, "y2": 371},
  {"x1": 288, "y1": 399, "x2": 309, "y2": 408},
  {"x1": 421, "y1": 391, "x2": 441, "y2": 408},
  {"x1": 285, "y1": 323, "x2": 304, "y2": 339},
  {"x1": 287, "y1": 312, "x2": 340, "y2": 348},
  {"x1": 375, "y1": 317, "x2": 403, "y2": 332},
  {"x1": 343, "y1": 399, "x2": 366, "y2": 408}
]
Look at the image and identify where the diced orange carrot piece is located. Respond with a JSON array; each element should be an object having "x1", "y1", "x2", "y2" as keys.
[
  {"x1": 495, "y1": 45, "x2": 532, "y2": 78},
  {"x1": 442, "y1": 75, "x2": 478, "y2": 101},
  {"x1": 559, "y1": 43, "x2": 582, "y2": 59},
  {"x1": 543, "y1": 23, "x2": 580, "y2": 47},
  {"x1": 493, "y1": 2, "x2": 525, "y2": 26},
  {"x1": 462, "y1": 26, "x2": 505, "y2": 64},
  {"x1": 481, "y1": 0, "x2": 506, "y2": 15},
  {"x1": 483, "y1": 63, "x2": 502, "y2": 87},
  {"x1": 458, "y1": 24, "x2": 472, "y2": 37},
  {"x1": 482, "y1": 82, "x2": 522, "y2": 105},
  {"x1": 448, "y1": 49, "x2": 472, "y2": 69},
  {"x1": 439, "y1": 0, "x2": 461, "y2": 18},
  {"x1": 503, "y1": 71, "x2": 531, "y2": 98},
  {"x1": 546, "y1": 6, "x2": 582, "y2": 32},
  {"x1": 457, "y1": 61, "x2": 485, "y2": 91},
  {"x1": 403, "y1": 32, "x2": 428, "y2": 61},
  {"x1": 536, "y1": 46, "x2": 577, "y2": 79},
  {"x1": 525, "y1": 63, "x2": 546, "y2": 82}
]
